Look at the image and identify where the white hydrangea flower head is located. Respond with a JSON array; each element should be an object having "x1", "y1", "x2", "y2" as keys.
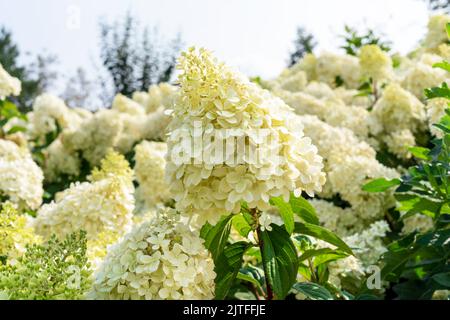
[
  {"x1": 0, "y1": 139, "x2": 44, "y2": 210},
  {"x1": 112, "y1": 93, "x2": 146, "y2": 116},
  {"x1": 371, "y1": 83, "x2": 426, "y2": 135},
  {"x1": 299, "y1": 115, "x2": 399, "y2": 227},
  {"x1": 315, "y1": 52, "x2": 361, "y2": 89},
  {"x1": 309, "y1": 199, "x2": 359, "y2": 237},
  {"x1": 134, "y1": 141, "x2": 171, "y2": 212},
  {"x1": 33, "y1": 151, "x2": 134, "y2": 240},
  {"x1": 303, "y1": 81, "x2": 335, "y2": 99},
  {"x1": 146, "y1": 83, "x2": 178, "y2": 113},
  {"x1": 61, "y1": 109, "x2": 124, "y2": 166},
  {"x1": 383, "y1": 129, "x2": 416, "y2": 159},
  {"x1": 270, "y1": 70, "x2": 308, "y2": 92},
  {"x1": 344, "y1": 220, "x2": 390, "y2": 269},
  {"x1": 43, "y1": 138, "x2": 81, "y2": 182},
  {"x1": 359, "y1": 45, "x2": 393, "y2": 82},
  {"x1": 426, "y1": 97, "x2": 448, "y2": 138},
  {"x1": 423, "y1": 15, "x2": 450, "y2": 50},
  {"x1": 401, "y1": 61, "x2": 448, "y2": 99},
  {"x1": 139, "y1": 109, "x2": 172, "y2": 142},
  {"x1": 132, "y1": 91, "x2": 150, "y2": 109},
  {"x1": 30, "y1": 93, "x2": 84, "y2": 139},
  {"x1": 89, "y1": 207, "x2": 216, "y2": 300},
  {"x1": 166, "y1": 47, "x2": 326, "y2": 225},
  {"x1": 0, "y1": 64, "x2": 21, "y2": 99}
]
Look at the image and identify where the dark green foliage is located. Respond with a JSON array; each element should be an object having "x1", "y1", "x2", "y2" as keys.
[{"x1": 340, "y1": 25, "x2": 391, "y2": 56}]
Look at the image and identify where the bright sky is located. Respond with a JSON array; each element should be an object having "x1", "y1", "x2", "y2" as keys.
[{"x1": 0, "y1": 0, "x2": 433, "y2": 84}]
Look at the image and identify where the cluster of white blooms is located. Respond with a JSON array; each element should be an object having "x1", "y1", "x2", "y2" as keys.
[
  {"x1": 28, "y1": 93, "x2": 88, "y2": 140},
  {"x1": 33, "y1": 151, "x2": 134, "y2": 240},
  {"x1": 370, "y1": 83, "x2": 427, "y2": 155},
  {"x1": 299, "y1": 115, "x2": 398, "y2": 228},
  {"x1": 166, "y1": 47, "x2": 326, "y2": 225},
  {"x1": 359, "y1": 44, "x2": 393, "y2": 82},
  {"x1": 384, "y1": 129, "x2": 416, "y2": 159},
  {"x1": 426, "y1": 97, "x2": 448, "y2": 138},
  {"x1": 315, "y1": 52, "x2": 361, "y2": 89},
  {"x1": 0, "y1": 64, "x2": 21, "y2": 99},
  {"x1": 372, "y1": 83, "x2": 426, "y2": 135},
  {"x1": 48, "y1": 86, "x2": 177, "y2": 168},
  {"x1": 0, "y1": 139, "x2": 44, "y2": 210},
  {"x1": 423, "y1": 15, "x2": 450, "y2": 50},
  {"x1": 401, "y1": 214, "x2": 434, "y2": 235},
  {"x1": 309, "y1": 199, "x2": 358, "y2": 237},
  {"x1": 400, "y1": 59, "x2": 448, "y2": 99},
  {"x1": 43, "y1": 138, "x2": 82, "y2": 182},
  {"x1": 89, "y1": 207, "x2": 216, "y2": 300},
  {"x1": 134, "y1": 141, "x2": 171, "y2": 213},
  {"x1": 132, "y1": 83, "x2": 178, "y2": 113},
  {"x1": 343, "y1": 220, "x2": 390, "y2": 269}
]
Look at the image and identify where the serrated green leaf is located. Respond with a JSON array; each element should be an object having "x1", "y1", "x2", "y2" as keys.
[
  {"x1": 200, "y1": 214, "x2": 233, "y2": 262},
  {"x1": 294, "y1": 222, "x2": 353, "y2": 255},
  {"x1": 214, "y1": 241, "x2": 250, "y2": 300},
  {"x1": 433, "y1": 61, "x2": 450, "y2": 73},
  {"x1": 289, "y1": 195, "x2": 319, "y2": 225},
  {"x1": 232, "y1": 214, "x2": 252, "y2": 237},
  {"x1": 408, "y1": 146, "x2": 431, "y2": 160},
  {"x1": 292, "y1": 282, "x2": 333, "y2": 300},
  {"x1": 362, "y1": 177, "x2": 401, "y2": 192},
  {"x1": 269, "y1": 196, "x2": 294, "y2": 234},
  {"x1": 432, "y1": 272, "x2": 450, "y2": 287},
  {"x1": 260, "y1": 224, "x2": 298, "y2": 299},
  {"x1": 299, "y1": 248, "x2": 349, "y2": 267}
]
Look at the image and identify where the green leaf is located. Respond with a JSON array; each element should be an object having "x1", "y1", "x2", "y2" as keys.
[
  {"x1": 7, "y1": 125, "x2": 26, "y2": 134},
  {"x1": 269, "y1": 196, "x2": 294, "y2": 234},
  {"x1": 432, "y1": 272, "x2": 450, "y2": 288},
  {"x1": 299, "y1": 248, "x2": 349, "y2": 267},
  {"x1": 260, "y1": 224, "x2": 299, "y2": 299},
  {"x1": 362, "y1": 177, "x2": 401, "y2": 192},
  {"x1": 294, "y1": 222, "x2": 353, "y2": 255},
  {"x1": 289, "y1": 195, "x2": 319, "y2": 225},
  {"x1": 425, "y1": 82, "x2": 450, "y2": 100},
  {"x1": 433, "y1": 61, "x2": 450, "y2": 73},
  {"x1": 232, "y1": 214, "x2": 252, "y2": 237},
  {"x1": 200, "y1": 214, "x2": 233, "y2": 262},
  {"x1": 214, "y1": 241, "x2": 250, "y2": 300},
  {"x1": 292, "y1": 282, "x2": 334, "y2": 300},
  {"x1": 408, "y1": 146, "x2": 431, "y2": 160}
]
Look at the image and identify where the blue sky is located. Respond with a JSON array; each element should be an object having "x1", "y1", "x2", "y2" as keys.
[{"x1": 0, "y1": 0, "x2": 433, "y2": 90}]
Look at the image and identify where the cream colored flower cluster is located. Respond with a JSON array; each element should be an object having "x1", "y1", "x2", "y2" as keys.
[
  {"x1": 0, "y1": 202, "x2": 41, "y2": 265},
  {"x1": 343, "y1": 220, "x2": 390, "y2": 269},
  {"x1": 28, "y1": 93, "x2": 90, "y2": 141},
  {"x1": 89, "y1": 207, "x2": 216, "y2": 300},
  {"x1": 43, "y1": 139, "x2": 82, "y2": 182},
  {"x1": 0, "y1": 139, "x2": 44, "y2": 210},
  {"x1": 0, "y1": 64, "x2": 21, "y2": 99},
  {"x1": 359, "y1": 44, "x2": 393, "y2": 82},
  {"x1": 52, "y1": 86, "x2": 175, "y2": 167},
  {"x1": 309, "y1": 199, "x2": 358, "y2": 237},
  {"x1": 299, "y1": 115, "x2": 398, "y2": 229},
  {"x1": 134, "y1": 140, "x2": 171, "y2": 213},
  {"x1": 370, "y1": 83, "x2": 427, "y2": 158},
  {"x1": 166, "y1": 47, "x2": 325, "y2": 225},
  {"x1": 133, "y1": 83, "x2": 178, "y2": 113},
  {"x1": 423, "y1": 15, "x2": 450, "y2": 50},
  {"x1": 33, "y1": 151, "x2": 134, "y2": 240}
]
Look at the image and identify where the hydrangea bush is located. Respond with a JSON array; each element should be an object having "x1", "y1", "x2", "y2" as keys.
[{"x1": 0, "y1": 14, "x2": 448, "y2": 300}]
